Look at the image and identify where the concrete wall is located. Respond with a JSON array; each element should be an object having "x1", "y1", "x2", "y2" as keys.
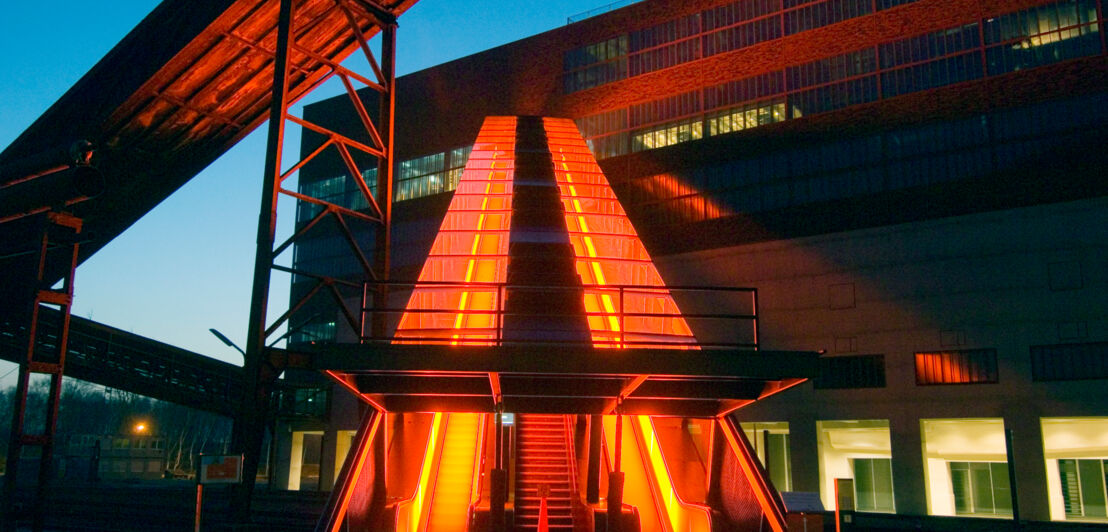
[{"x1": 653, "y1": 197, "x2": 1108, "y2": 521}]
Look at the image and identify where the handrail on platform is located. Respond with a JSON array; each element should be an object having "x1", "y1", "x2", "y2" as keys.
[{"x1": 358, "y1": 280, "x2": 760, "y2": 350}]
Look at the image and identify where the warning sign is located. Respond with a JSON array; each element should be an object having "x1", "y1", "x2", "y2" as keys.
[{"x1": 199, "y1": 454, "x2": 242, "y2": 484}]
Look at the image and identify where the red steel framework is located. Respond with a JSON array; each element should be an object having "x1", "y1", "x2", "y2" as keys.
[
  {"x1": 236, "y1": 0, "x2": 399, "y2": 519},
  {"x1": 1, "y1": 212, "x2": 82, "y2": 532}
]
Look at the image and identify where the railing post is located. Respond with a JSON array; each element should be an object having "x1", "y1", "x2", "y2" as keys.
[
  {"x1": 586, "y1": 414, "x2": 602, "y2": 504},
  {"x1": 618, "y1": 287, "x2": 625, "y2": 348},
  {"x1": 752, "y1": 288, "x2": 760, "y2": 350}
]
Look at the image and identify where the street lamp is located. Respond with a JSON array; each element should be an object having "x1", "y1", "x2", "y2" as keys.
[{"x1": 209, "y1": 328, "x2": 246, "y2": 356}]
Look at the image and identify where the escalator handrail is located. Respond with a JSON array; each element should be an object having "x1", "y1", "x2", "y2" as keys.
[
  {"x1": 564, "y1": 415, "x2": 580, "y2": 497},
  {"x1": 631, "y1": 415, "x2": 713, "y2": 532},
  {"x1": 394, "y1": 412, "x2": 447, "y2": 532},
  {"x1": 467, "y1": 413, "x2": 490, "y2": 526}
]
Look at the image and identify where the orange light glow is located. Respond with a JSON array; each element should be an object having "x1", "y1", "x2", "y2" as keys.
[
  {"x1": 425, "y1": 413, "x2": 484, "y2": 531},
  {"x1": 395, "y1": 117, "x2": 517, "y2": 346},
  {"x1": 627, "y1": 173, "x2": 728, "y2": 224},
  {"x1": 634, "y1": 415, "x2": 713, "y2": 532},
  {"x1": 395, "y1": 412, "x2": 444, "y2": 531},
  {"x1": 602, "y1": 416, "x2": 712, "y2": 532},
  {"x1": 542, "y1": 118, "x2": 696, "y2": 349}
]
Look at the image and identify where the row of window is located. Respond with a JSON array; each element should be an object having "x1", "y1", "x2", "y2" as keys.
[
  {"x1": 576, "y1": 0, "x2": 1104, "y2": 157},
  {"x1": 743, "y1": 418, "x2": 1108, "y2": 521},
  {"x1": 815, "y1": 341, "x2": 1108, "y2": 389},
  {"x1": 563, "y1": 0, "x2": 926, "y2": 92},
  {"x1": 295, "y1": 145, "x2": 472, "y2": 225},
  {"x1": 612, "y1": 91, "x2": 1105, "y2": 229}
]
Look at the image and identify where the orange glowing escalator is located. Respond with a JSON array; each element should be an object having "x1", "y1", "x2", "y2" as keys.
[
  {"x1": 395, "y1": 412, "x2": 487, "y2": 532},
  {"x1": 602, "y1": 416, "x2": 713, "y2": 532}
]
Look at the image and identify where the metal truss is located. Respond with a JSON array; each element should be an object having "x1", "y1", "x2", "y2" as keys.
[{"x1": 235, "y1": 0, "x2": 397, "y2": 519}]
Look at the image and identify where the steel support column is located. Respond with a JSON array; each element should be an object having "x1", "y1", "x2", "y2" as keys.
[
  {"x1": 234, "y1": 0, "x2": 294, "y2": 519},
  {"x1": 371, "y1": 22, "x2": 395, "y2": 338},
  {"x1": 233, "y1": 0, "x2": 397, "y2": 522}
]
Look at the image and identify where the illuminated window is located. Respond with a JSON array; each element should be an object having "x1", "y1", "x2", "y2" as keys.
[
  {"x1": 1042, "y1": 418, "x2": 1108, "y2": 521},
  {"x1": 915, "y1": 348, "x2": 998, "y2": 385},
  {"x1": 1058, "y1": 460, "x2": 1108, "y2": 519},
  {"x1": 853, "y1": 458, "x2": 895, "y2": 513},
  {"x1": 921, "y1": 419, "x2": 1009, "y2": 517},
  {"x1": 816, "y1": 420, "x2": 893, "y2": 512},
  {"x1": 984, "y1": 0, "x2": 1102, "y2": 75},
  {"x1": 706, "y1": 99, "x2": 786, "y2": 135},
  {"x1": 631, "y1": 118, "x2": 703, "y2": 152},
  {"x1": 741, "y1": 422, "x2": 792, "y2": 491},
  {"x1": 948, "y1": 462, "x2": 1012, "y2": 516}
]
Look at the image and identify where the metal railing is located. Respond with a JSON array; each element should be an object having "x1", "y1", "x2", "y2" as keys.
[
  {"x1": 567, "y1": 0, "x2": 643, "y2": 24},
  {"x1": 359, "y1": 280, "x2": 758, "y2": 350}
]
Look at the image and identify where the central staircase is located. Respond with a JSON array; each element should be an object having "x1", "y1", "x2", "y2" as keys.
[{"x1": 514, "y1": 414, "x2": 576, "y2": 532}]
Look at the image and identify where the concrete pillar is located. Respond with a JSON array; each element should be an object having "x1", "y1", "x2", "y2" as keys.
[
  {"x1": 273, "y1": 427, "x2": 292, "y2": 490},
  {"x1": 287, "y1": 431, "x2": 304, "y2": 491},
  {"x1": 1006, "y1": 413, "x2": 1049, "y2": 521},
  {"x1": 789, "y1": 414, "x2": 820, "y2": 494},
  {"x1": 319, "y1": 428, "x2": 337, "y2": 490},
  {"x1": 888, "y1": 412, "x2": 926, "y2": 516}
]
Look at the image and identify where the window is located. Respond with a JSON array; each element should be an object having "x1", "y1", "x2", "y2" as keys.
[
  {"x1": 631, "y1": 118, "x2": 703, "y2": 152},
  {"x1": 784, "y1": 0, "x2": 873, "y2": 35},
  {"x1": 1031, "y1": 341, "x2": 1108, "y2": 381},
  {"x1": 1043, "y1": 418, "x2": 1108, "y2": 521},
  {"x1": 815, "y1": 354, "x2": 886, "y2": 389},
  {"x1": 706, "y1": 99, "x2": 787, "y2": 136},
  {"x1": 853, "y1": 458, "x2": 895, "y2": 512},
  {"x1": 1059, "y1": 459, "x2": 1108, "y2": 519},
  {"x1": 949, "y1": 462, "x2": 1013, "y2": 516},
  {"x1": 877, "y1": 0, "x2": 918, "y2": 8},
  {"x1": 915, "y1": 348, "x2": 998, "y2": 384},
  {"x1": 741, "y1": 421, "x2": 792, "y2": 491},
  {"x1": 921, "y1": 419, "x2": 1009, "y2": 517},
  {"x1": 816, "y1": 420, "x2": 892, "y2": 510},
  {"x1": 563, "y1": 36, "x2": 629, "y2": 93},
  {"x1": 984, "y1": 0, "x2": 1102, "y2": 75},
  {"x1": 396, "y1": 152, "x2": 445, "y2": 201}
]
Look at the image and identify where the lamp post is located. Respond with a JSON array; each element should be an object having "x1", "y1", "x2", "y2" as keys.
[{"x1": 209, "y1": 328, "x2": 246, "y2": 357}]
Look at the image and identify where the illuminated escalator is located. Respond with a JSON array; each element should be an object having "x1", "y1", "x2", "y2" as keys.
[
  {"x1": 396, "y1": 413, "x2": 486, "y2": 532},
  {"x1": 602, "y1": 416, "x2": 713, "y2": 532},
  {"x1": 427, "y1": 413, "x2": 484, "y2": 531}
]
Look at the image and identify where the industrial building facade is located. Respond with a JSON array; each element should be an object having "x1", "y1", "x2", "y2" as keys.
[{"x1": 286, "y1": 0, "x2": 1108, "y2": 525}]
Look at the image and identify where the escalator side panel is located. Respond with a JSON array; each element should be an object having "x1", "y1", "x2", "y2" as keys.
[{"x1": 716, "y1": 418, "x2": 787, "y2": 532}]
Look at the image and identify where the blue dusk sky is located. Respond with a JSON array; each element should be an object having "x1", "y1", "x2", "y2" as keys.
[{"x1": 0, "y1": 0, "x2": 610, "y2": 384}]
